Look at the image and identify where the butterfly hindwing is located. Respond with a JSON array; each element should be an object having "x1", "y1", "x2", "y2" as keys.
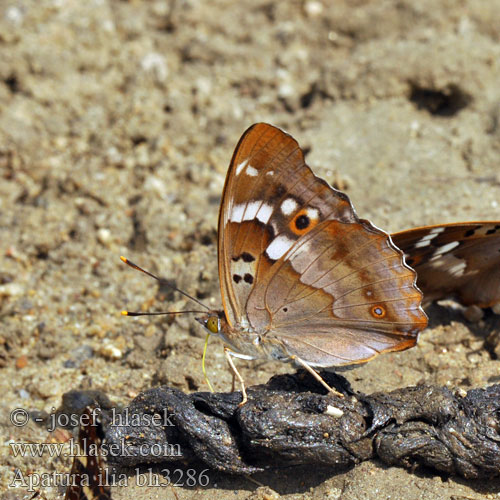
[
  {"x1": 258, "y1": 218, "x2": 427, "y2": 366},
  {"x1": 392, "y1": 222, "x2": 500, "y2": 307}
]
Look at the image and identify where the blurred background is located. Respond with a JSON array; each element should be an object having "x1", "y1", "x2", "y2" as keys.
[{"x1": 1, "y1": 1, "x2": 499, "y2": 498}]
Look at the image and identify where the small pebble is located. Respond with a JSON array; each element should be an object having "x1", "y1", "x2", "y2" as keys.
[
  {"x1": 144, "y1": 176, "x2": 167, "y2": 196},
  {"x1": 97, "y1": 228, "x2": 112, "y2": 246},
  {"x1": 5, "y1": 6, "x2": 24, "y2": 25},
  {"x1": 304, "y1": 1, "x2": 323, "y2": 17},
  {"x1": 0, "y1": 283, "x2": 24, "y2": 297},
  {"x1": 141, "y1": 52, "x2": 168, "y2": 82},
  {"x1": 19, "y1": 389, "x2": 30, "y2": 399},
  {"x1": 16, "y1": 355, "x2": 28, "y2": 369},
  {"x1": 325, "y1": 405, "x2": 343, "y2": 418},
  {"x1": 100, "y1": 343, "x2": 123, "y2": 360}
]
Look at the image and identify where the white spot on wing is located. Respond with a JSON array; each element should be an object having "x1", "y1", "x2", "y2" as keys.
[
  {"x1": 432, "y1": 241, "x2": 460, "y2": 258},
  {"x1": 230, "y1": 201, "x2": 273, "y2": 224},
  {"x1": 439, "y1": 241, "x2": 460, "y2": 253},
  {"x1": 449, "y1": 261, "x2": 467, "y2": 276},
  {"x1": 266, "y1": 170, "x2": 274, "y2": 176},
  {"x1": 256, "y1": 203, "x2": 273, "y2": 223},
  {"x1": 246, "y1": 165, "x2": 258, "y2": 176},
  {"x1": 244, "y1": 201, "x2": 261, "y2": 220},
  {"x1": 281, "y1": 198, "x2": 298, "y2": 216},
  {"x1": 415, "y1": 238, "x2": 431, "y2": 248},
  {"x1": 236, "y1": 159, "x2": 248, "y2": 176},
  {"x1": 230, "y1": 204, "x2": 245, "y2": 222},
  {"x1": 414, "y1": 229, "x2": 444, "y2": 248},
  {"x1": 306, "y1": 207, "x2": 319, "y2": 220},
  {"x1": 429, "y1": 253, "x2": 468, "y2": 271},
  {"x1": 266, "y1": 235, "x2": 294, "y2": 260}
]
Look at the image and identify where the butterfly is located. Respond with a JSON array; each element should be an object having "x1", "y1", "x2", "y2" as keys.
[
  {"x1": 392, "y1": 222, "x2": 500, "y2": 308},
  {"x1": 186, "y1": 122, "x2": 428, "y2": 403},
  {"x1": 64, "y1": 406, "x2": 111, "y2": 500}
]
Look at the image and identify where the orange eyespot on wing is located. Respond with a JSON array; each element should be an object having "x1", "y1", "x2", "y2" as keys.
[
  {"x1": 289, "y1": 208, "x2": 320, "y2": 236},
  {"x1": 371, "y1": 305, "x2": 387, "y2": 318}
]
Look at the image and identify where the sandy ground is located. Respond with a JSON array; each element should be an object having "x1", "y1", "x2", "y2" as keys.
[{"x1": 1, "y1": 0, "x2": 500, "y2": 499}]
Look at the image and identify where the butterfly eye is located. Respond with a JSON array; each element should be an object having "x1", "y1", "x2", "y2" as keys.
[
  {"x1": 206, "y1": 316, "x2": 220, "y2": 333},
  {"x1": 371, "y1": 305, "x2": 386, "y2": 318}
]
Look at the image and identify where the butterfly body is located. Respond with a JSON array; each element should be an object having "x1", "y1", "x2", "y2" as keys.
[{"x1": 196, "y1": 123, "x2": 427, "y2": 383}]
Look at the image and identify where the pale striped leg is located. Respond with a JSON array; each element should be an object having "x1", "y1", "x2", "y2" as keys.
[
  {"x1": 292, "y1": 355, "x2": 344, "y2": 398},
  {"x1": 224, "y1": 347, "x2": 248, "y2": 405}
]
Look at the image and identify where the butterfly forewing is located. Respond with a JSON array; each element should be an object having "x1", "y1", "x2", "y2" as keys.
[
  {"x1": 219, "y1": 123, "x2": 427, "y2": 366},
  {"x1": 219, "y1": 123, "x2": 355, "y2": 328},
  {"x1": 392, "y1": 222, "x2": 500, "y2": 307}
]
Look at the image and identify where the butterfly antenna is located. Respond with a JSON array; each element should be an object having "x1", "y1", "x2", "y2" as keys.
[
  {"x1": 122, "y1": 310, "x2": 206, "y2": 317},
  {"x1": 120, "y1": 256, "x2": 210, "y2": 311}
]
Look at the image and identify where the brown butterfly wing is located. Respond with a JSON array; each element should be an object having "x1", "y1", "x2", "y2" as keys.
[
  {"x1": 219, "y1": 123, "x2": 427, "y2": 366},
  {"x1": 392, "y1": 222, "x2": 500, "y2": 307},
  {"x1": 253, "y1": 219, "x2": 427, "y2": 366},
  {"x1": 219, "y1": 123, "x2": 356, "y2": 328},
  {"x1": 64, "y1": 406, "x2": 111, "y2": 500}
]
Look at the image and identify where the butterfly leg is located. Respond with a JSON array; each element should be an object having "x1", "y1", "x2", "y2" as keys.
[
  {"x1": 230, "y1": 371, "x2": 236, "y2": 392},
  {"x1": 224, "y1": 347, "x2": 248, "y2": 405},
  {"x1": 291, "y1": 355, "x2": 344, "y2": 398}
]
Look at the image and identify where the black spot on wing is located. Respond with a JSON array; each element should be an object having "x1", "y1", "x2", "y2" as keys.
[
  {"x1": 486, "y1": 226, "x2": 500, "y2": 235},
  {"x1": 242, "y1": 252, "x2": 255, "y2": 262},
  {"x1": 295, "y1": 214, "x2": 310, "y2": 230}
]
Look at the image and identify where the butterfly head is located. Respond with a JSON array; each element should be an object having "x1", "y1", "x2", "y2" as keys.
[{"x1": 196, "y1": 310, "x2": 225, "y2": 335}]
